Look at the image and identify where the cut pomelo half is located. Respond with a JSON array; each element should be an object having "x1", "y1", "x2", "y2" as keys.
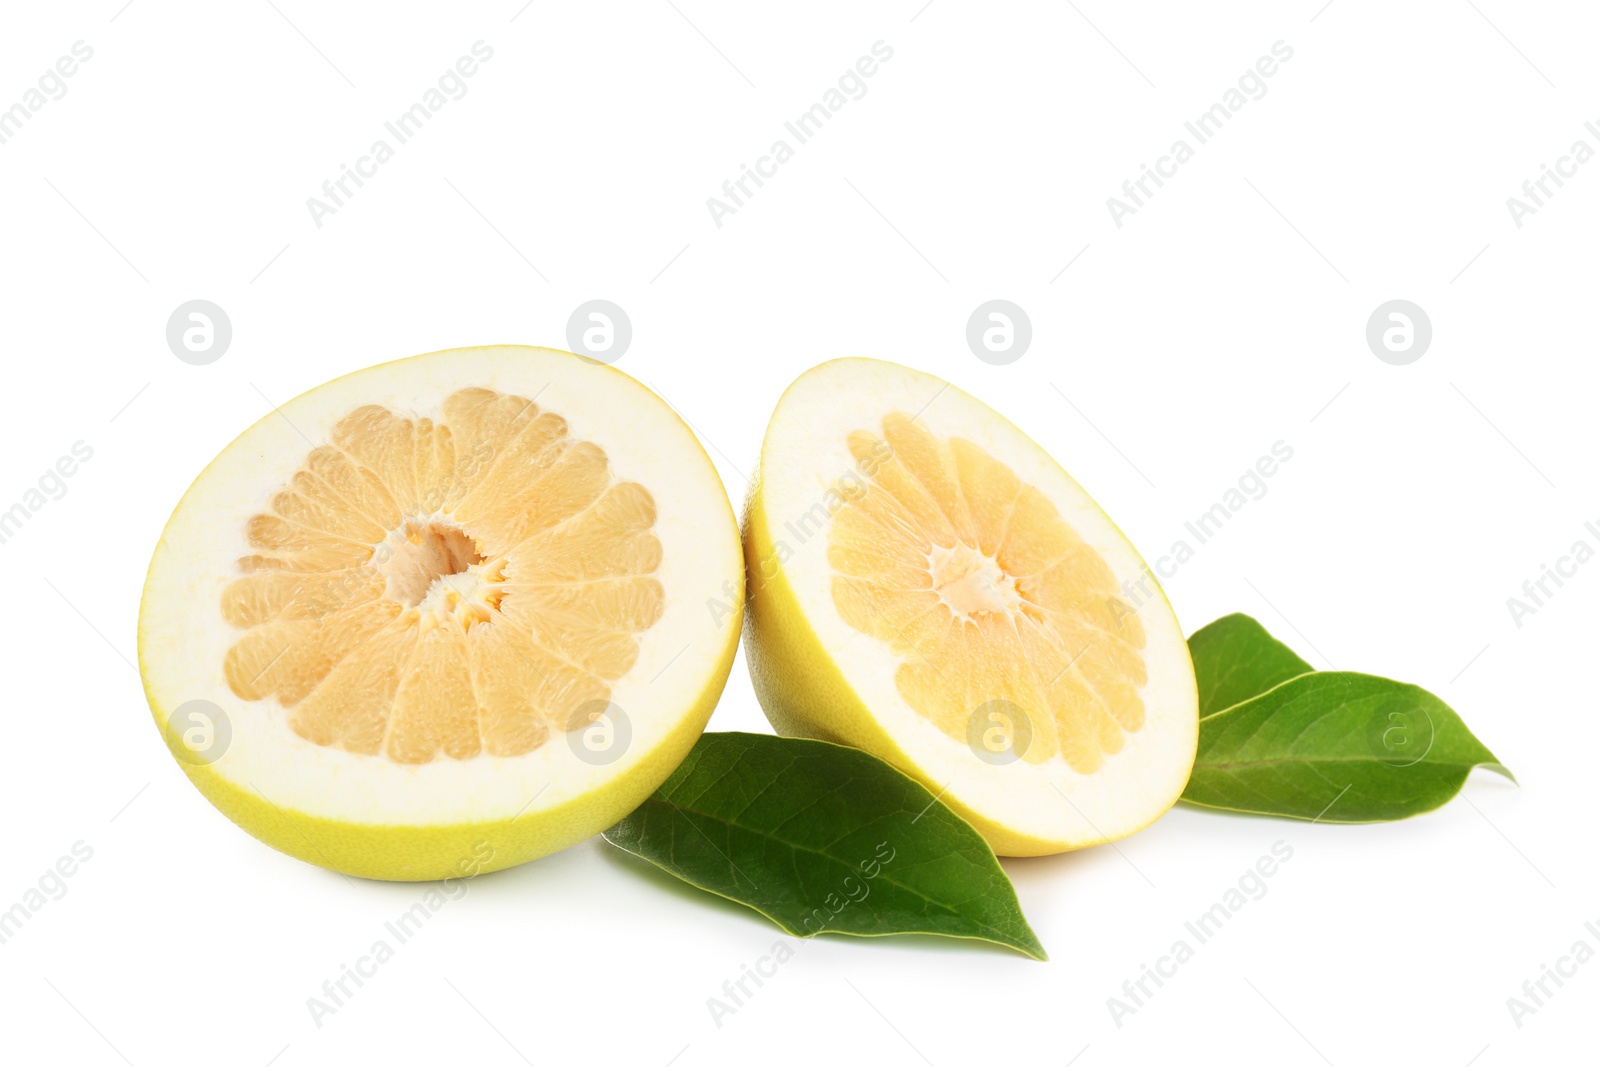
[
  {"x1": 742, "y1": 358, "x2": 1196, "y2": 856},
  {"x1": 139, "y1": 346, "x2": 743, "y2": 880}
]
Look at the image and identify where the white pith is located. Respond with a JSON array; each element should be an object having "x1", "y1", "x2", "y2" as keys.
[{"x1": 140, "y1": 346, "x2": 741, "y2": 826}]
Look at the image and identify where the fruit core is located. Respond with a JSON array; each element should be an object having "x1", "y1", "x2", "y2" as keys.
[
  {"x1": 376, "y1": 521, "x2": 487, "y2": 608},
  {"x1": 928, "y1": 543, "x2": 1022, "y2": 618}
]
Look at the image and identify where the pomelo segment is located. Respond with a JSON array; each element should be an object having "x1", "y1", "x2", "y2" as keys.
[
  {"x1": 140, "y1": 346, "x2": 743, "y2": 880},
  {"x1": 742, "y1": 358, "x2": 1196, "y2": 856}
]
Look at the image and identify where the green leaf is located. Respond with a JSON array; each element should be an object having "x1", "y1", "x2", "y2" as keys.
[
  {"x1": 1183, "y1": 670, "x2": 1513, "y2": 822},
  {"x1": 603, "y1": 732, "x2": 1046, "y2": 959},
  {"x1": 1189, "y1": 612, "x2": 1314, "y2": 716}
]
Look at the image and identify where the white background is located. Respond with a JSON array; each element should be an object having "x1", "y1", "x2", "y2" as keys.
[{"x1": 0, "y1": 2, "x2": 1592, "y2": 1064}]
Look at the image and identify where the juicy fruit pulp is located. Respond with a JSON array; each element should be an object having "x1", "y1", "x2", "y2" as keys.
[
  {"x1": 743, "y1": 359, "x2": 1197, "y2": 856},
  {"x1": 221, "y1": 388, "x2": 664, "y2": 764},
  {"x1": 830, "y1": 413, "x2": 1148, "y2": 774},
  {"x1": 139, "y1": 347, "x2": 743, "y2": 880}
]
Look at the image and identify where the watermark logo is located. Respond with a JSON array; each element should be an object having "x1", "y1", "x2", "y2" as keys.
[
  {"x1": 1505, "y1": 522, "x2": 1599, "y2": 629},
  {"x1": 166, "y1": 699, "x2": 231, "y2": 765},
  {"x1": 0, "y1": 440, "x2": 94, "y2": 548},
  {"x1": 967, "y1": 699, "x2": 1032, "y2": 765},
  {"x1": 0, "y1": 840, "x2": 94, "y2": 947},
  {"x1": 306, "y1": 839, "x2": 495, "y2": 1028},
  {"x1": 1117, "y1": 441, "x2": 1295, "y2": 615},
  {"x1": 166, "y1": 300, "x2": 232, "y2": 365},
  {"x1": 708, "y1": 841, "x2": 896, "y2": 1029},
  {"x1": 1366, "y1": 698, "x2": 1434, "y2": 768},
  {"x1": 1107, "y1": 840, "x2": 1295, "y2": 1028},
  {"x1": 566, "y1": 699, "x2": 631, "y2": 765},
  {"x1": 966, "y1": 300, "x2": 1031, "y2": 365},
  {"x1": 566, "y1": 300, "x2": 631, "y2": 363},
  {"x1": 1107, "y1": 41, "x2": 1294, "y2": 228},
  {"x1": 1505, "y1": 120, "x2": 1600, "y2": 229},
  {"x1": 0, "y1": 41, "x2": 94, "y2": 148},
  {"x1": 305, "y1": 41, "x2": 495, "y2": 229},
  {"x1": 706, "y1": 578, "x2": 745, "y2": 630},
  {"x1": 705, "y1": 41, "x2": 895, "y2": 229},
  {"x1": 1365, "y1": 300, "x2": 1430, "y2": 365},
  {"x1": 745, "y1": 437, "x2": 895, "y2": 597},
  {"x1": 1506, "y1": 920, "x2": 1600, "y2": 1030}
]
